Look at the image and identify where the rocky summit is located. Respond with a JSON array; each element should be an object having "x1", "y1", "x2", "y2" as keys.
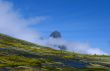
[{"x1": 50, "y1": 31, "x2": 62, "y2": 38}]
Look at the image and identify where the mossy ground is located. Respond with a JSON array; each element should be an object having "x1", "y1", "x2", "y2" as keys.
[{"x1": 0, "y1": 33, "x2": 110, "y2": 71}]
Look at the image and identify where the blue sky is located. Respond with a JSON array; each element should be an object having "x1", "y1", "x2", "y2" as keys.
[{"x1": 2, "y1": 0, "x2": 110, "y2": 54}]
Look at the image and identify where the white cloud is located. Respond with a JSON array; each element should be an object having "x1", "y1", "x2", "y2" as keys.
[
  {"x1": 0, "y1": 0, "x2": 46, "y2": 42},
  {"x1": 39, "y1": 38, "x2": 108, "y2": 55}
]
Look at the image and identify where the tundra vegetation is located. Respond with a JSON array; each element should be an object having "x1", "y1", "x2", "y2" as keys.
[{"x1": 0, "y1": 33, "x2": 110, "y2": 71}]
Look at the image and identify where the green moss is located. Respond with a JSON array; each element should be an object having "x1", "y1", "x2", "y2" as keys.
[{"x1": 0, "y1": 33, "x2": 110, "y2": 71}]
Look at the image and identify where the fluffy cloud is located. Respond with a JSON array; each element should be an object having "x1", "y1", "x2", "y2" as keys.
[
  {"x1": 0, "y1": 0, "x2": 46, "y2": 42},
  {"x1": 39, "y1": 38, "x2": 108, "y2": 55}
]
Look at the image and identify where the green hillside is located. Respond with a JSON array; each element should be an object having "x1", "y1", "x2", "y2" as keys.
[{"x1": 0, "y1": 33, "x2": 110, "y2": 71}]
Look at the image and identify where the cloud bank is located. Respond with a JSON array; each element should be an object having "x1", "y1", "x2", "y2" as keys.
[
  {"x1": 0, "y1": 0, "x2": 108, "y2": 55},
  {"x1": 38, "y1": 38, "x2": 108, "y2": 55},
  {"x1": 0, "y1": 0, "x2": 46, "y2": 42}
]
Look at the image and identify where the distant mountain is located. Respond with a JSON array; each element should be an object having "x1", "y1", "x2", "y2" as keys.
[
  {"x1": 49, "y1": 31, "x2": 67, "y2": 51},
  {"x1": 0, "y1": 33, "x2": 110, "y2": 71},
  {"x1": 50, "y1": 31, "x2": 61, "y2": 38}
]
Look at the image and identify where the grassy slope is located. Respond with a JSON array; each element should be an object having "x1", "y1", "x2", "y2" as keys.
[{"x1": 0, "y1": 33, "x2": 110, "y2": 71}]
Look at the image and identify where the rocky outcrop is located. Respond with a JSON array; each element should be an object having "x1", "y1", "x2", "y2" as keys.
[{"x1": 50, "y1": 31, "x2": 61, "y2": 38}]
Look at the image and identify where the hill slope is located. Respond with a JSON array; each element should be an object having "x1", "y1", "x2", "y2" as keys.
[{"x1": 0, "y1": 33, "x2": 110, "y2": 71}]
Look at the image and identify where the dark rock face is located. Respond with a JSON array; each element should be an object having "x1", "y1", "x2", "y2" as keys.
[{"x1": 50, "y1": 31, "x2": 61, "y2": 38}]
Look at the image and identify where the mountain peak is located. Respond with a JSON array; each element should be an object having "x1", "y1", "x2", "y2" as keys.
[{"x1": 50, "y1": 31, "x2": 61, "y2": 38}]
